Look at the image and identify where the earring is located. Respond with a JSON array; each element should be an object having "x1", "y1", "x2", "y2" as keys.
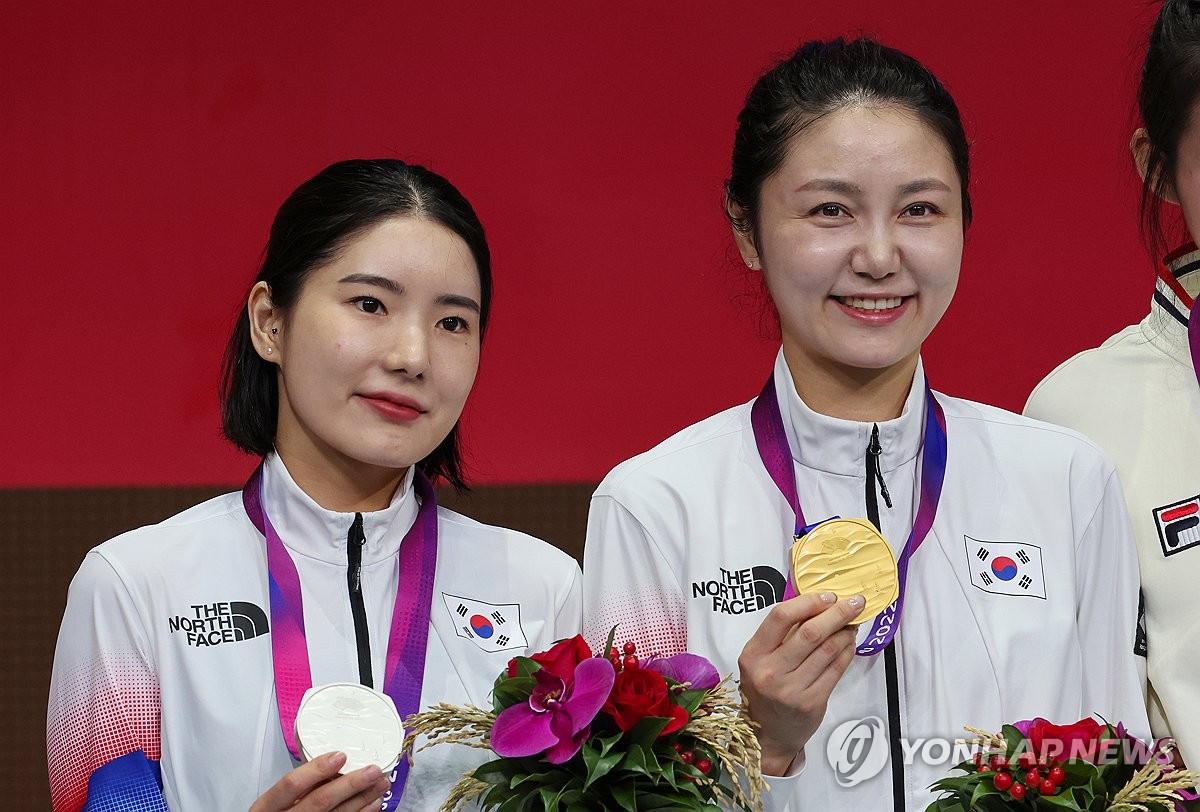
[
  {"x1": 271, "y1": 327, "x2": 278, "y2": 334},
  {"x1": 266, "y1": 348, "x2": 273, "y2": 354}
]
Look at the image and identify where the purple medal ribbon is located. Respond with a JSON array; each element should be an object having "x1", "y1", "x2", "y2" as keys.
[
  {"x1": 243, "y1": 462, "x2": 439, "y2": 809},
  {"x1": 750, "y1": 373, "x2": 948, "y2": 657}
]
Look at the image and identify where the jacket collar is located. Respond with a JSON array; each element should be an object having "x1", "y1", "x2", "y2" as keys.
[
  {"x1": 260, "y1": 452, "x2": 419, "y2": 566},
  {"x1": 773, "y1": 348, "x2": 926, "y2": 478}
]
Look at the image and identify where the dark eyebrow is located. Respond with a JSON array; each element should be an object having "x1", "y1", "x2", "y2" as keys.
[
  {"x1": 338, "y1": 273, "x2": 402, "y2": 294},
  {"x1": 796, "y1": 179, "x2": 863, "y2": 196},
  {"x1": 439, "y1": 294, "x2": 481, "y2": 314},
  {"x1": 339, "y1": 273, "x2": 480, "y2": 312},
  {"x1": 899, "y1": 178, "x2": 953, "y2": 196}
]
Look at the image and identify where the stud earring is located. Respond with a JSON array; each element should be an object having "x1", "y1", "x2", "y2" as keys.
[
  {"x1": 266, "y1": 348, "x2": 273, "y2": 354},
  {"x1": 271, "y1": 327, "x2": 278, "y2": 334}
]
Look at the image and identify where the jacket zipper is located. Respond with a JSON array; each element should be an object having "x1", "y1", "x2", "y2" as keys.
[
  {"x1": 346, "y1": 514, "x2": 373, "y2": 688},
  {"x1": 865, "y1": 425, "x2": 904, "y2": 812}
]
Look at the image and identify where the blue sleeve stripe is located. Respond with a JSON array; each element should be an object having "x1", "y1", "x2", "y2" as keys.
[{"x1": 83, "y1": 751, "x2": 169, "y2": 812}]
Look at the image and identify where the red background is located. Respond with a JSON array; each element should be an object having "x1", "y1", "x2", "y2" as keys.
[{"x1": 1, "y1": 1, "x2": 1168, "y2": 487}]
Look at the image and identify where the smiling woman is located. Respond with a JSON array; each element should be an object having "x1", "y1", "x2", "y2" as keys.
[
  {"x1": 46, "y1": 159, "x2": 583, "y2": 812},
  {"x1": 582, "y1": 37, "x2": 1150, "y2": 812}
]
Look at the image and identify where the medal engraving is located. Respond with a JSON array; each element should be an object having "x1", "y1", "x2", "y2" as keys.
[
  {"x1": 790, "y1": 518, "x2": 900, "y2": 625},
  {"x1": 294, "y1": 683, "x2": 405, "y2": 774}
]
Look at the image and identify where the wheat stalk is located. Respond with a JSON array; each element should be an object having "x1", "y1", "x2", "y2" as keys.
[
  {"x1": 438, "y1": 774, "x2": 490, "y2": 812},
  {"x1": 1107, "y1": 745, "x2": 1200, "y2": 812},
  {"x1": 961, "y1": 726, "x2": 1006, "y2": 752},
  {"x1": 402, "y1": 703, "x2": 497, "y2": 759},
  {"x1": 687, "y1": 680, "x2": 765, "y2": 810}
]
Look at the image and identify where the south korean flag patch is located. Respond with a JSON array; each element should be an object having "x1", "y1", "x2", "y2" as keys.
[
  {"x1": 441, "y1": 593, "x2": 528, "y2": 652},
  {"x1": 1153, "y1": 495, "x2": 1200, "y2": 557},
  {"x1": 965, "y1": 536, "x2": 1046, "y2": 599}
]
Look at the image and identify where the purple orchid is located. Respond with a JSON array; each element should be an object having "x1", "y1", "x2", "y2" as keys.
[
  {"x1": 643, "y1": 653, "x2": 720, "y2": 691},
  {"x1": 491, "y1": 657, "x2": 615, "y2": 764}
]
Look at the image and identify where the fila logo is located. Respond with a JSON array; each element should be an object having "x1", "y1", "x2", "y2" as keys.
[
  {"x1": 692, "y1": 565, "x2": 787, "y2": 615},
  {"x1": 168, "y1": 601, "x2": 269, "y2": 647},
  {"x1": 1153, "y1": 495, "x2": 1200, "y2": 557}
]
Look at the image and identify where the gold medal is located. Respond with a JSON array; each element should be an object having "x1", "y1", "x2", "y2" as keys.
[{"x1": 790, "y1": 518, "x2": 900, "y2": 625}]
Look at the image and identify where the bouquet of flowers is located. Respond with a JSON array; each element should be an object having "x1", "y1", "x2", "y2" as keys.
[
  {"x1": 926, "y1": 717, "x2": 1199, "y2": 811},
  {"x1": 403, "y1": 633, "x2": 764, "y2": 811}
]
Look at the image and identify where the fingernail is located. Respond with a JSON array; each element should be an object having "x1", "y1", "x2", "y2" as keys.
[
  {"x1": 819, "y1": 592, "x2": 837, "y2": 603},
  {"x1": 848, "y1": 594, "x2": 865, "y2": 609},
  {"x1": 325, "y1": 751, "x2": 347, "y2": 767}
]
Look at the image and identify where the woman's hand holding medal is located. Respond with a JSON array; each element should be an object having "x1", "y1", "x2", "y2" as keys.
[
  {"x1": 249, "y1": 752, "x2": 391, "y2": 812},
  {"x1": 738, "y1": 519, "x2": 901, "y2": 776}
]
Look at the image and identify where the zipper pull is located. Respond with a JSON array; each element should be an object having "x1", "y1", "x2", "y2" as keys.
[
  {"x1": 868, "y1": 425, "x2": 894, "y2": 509},
  {"x1": 347, "y1": 513, "x2": 366, "y2": 594}
]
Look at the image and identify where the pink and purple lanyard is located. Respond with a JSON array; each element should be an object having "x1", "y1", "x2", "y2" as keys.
[
  {"x1": 750, "y1": 374, "x2": 948, "y2": 657},
  {"x1": 242, "y1": 463, "x2": 438, "y2": 809}
]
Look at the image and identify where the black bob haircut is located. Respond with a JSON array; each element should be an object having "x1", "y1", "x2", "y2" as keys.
[
  {"x1": 1138, "y1": 0, "x2": 1200, "y2": 262},
  {"x1": 725, "y1": 37, "x2": 972, "y2": 244},
  {"x1": 219, "y1": 158, "x2": 492, "y2": 492}
]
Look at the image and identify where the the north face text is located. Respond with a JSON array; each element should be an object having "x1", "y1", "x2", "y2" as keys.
[
  {"x1": 168, "y1": 601, "x2": 269, "y2": 647},
  {"x1": 691, "y1": 566, "x2": 786, "y2": 615}
]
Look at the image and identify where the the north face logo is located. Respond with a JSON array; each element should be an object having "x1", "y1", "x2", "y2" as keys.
[
  {"x1": 691, "y1": 565, "x2": 786, "y2": 615},
  {"x1": 168, "y1": 601, "x2": 269, "y2": 647}
]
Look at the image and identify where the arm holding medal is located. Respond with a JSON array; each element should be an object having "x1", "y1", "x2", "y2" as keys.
[{"x1": 737, "y1": 590, "x2": 864, "y2": 776}]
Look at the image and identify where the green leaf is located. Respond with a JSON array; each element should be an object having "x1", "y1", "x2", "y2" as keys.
[
  {"x1": 627, "y1": 715, "x2": 671, "y2": 748},
  {"x1": 491, "y1": 675, "x2": 536, "y2": 712},
  {"x1": 611, "y1": 781, "x2": 637, "y2": 810},
  {"x1": 581, "y1": 745, "x2": 624, "y2": 789},
  {"x1": 537, "y1": 785, "x2": 565, "y2": 811},
  {"x1": 674, "y1": 689, "x2": 707, "y2": 715},
  {"x1": 620, "y1": 744, "x2": 652, "y2": 776},
  {"x1": 603, "y1": 625, "x2": 618, "y2": 658},
  {"x1": 1000, "y1": 724, "x2": 1027, "y2": 754}
]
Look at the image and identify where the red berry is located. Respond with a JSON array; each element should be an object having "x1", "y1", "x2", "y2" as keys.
[
  {"x1": 992, "y1": 771, "x2": 1013, "y2": 791},
  {"x1": 1010, "y1": 784, "x2": 1026, "y2": 801},
  {"x1": 989, "y1": 755, "x2": 1009, "y2": 771},
  {"x1": 1049, "y1": 766, "x2": 1065, "y2": 785},
  {"x1": 1017, "y1": 751, "x2": 1037, "y2": 770},
  {"x1": 1025, "y1": 769, "x2": 1041, "y2": 787},
  {"x1": 1039, "y1": 779, "x2": 1056, "y2": 796},
  {"x1": 672, "y1": 742, "x2": 683, "y2": 753},
  {"x1": 1037, "y1": 758, "x2": 1049, "y2": 771},
  {"x1": 978, "y1": 763, "x2": 991, "y2": 772},
  {"x1": 608, "y1": 647, "x2": 619, "y2": 659},
  {"x1": 695, "y1": 758, "x2": 712, "y2": 775},
  {"x1": 622, "y1": 654, "x2": 639, "y2": 670},
  {"x1": 622, "y1": 641, "x2": 636, "y2": 655},
  {"x1": 973, "y1": 753, "x2": 984, "y2": 767},
  {"x1": 680, "y1": 750, "x2": 695, "y2": 764}
]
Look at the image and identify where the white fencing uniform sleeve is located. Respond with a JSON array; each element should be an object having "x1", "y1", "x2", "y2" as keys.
[
  {"x1": 1075, "y1": 471, "x2": 1150, "y2": 736},
  {"x1": 552, "y1": 561, "x2": 585, "y2": 642},
  {"x1": 582, "y1": 493, "x2": 688, "y2": 659},
  {"x1": 47, "y1": 551, "x2": 168, "y2": 812}
]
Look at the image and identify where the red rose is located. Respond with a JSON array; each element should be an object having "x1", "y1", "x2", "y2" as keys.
[
  {"x1": 601, "y1": 668, "x2": 689, "y2": 736},
  {"x1": 507, "y1": 635, "x2": 593, "y2": 681},
  {"x1": 1027, "y1": 718, "x2": 1106, "y2": 762}
]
